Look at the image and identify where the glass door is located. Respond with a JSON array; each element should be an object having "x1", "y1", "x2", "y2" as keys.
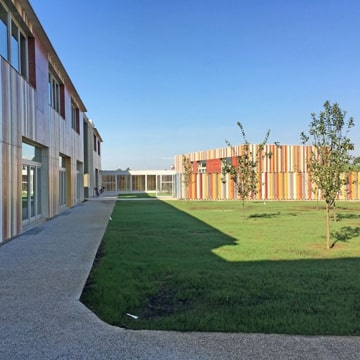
[
  {"x1": 59, "y1": 155, "x2": 67, "y2": 207},
  {"x1": 22, "y1": 165, "x2": 29, "y2": 221},
  {"x1": 22, "y1": 164, "x2": 42, "y2": 225}
]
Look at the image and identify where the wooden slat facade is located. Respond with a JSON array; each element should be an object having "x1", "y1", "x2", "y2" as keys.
[
  {"x1": 0, "y1": 1, "x2": 102, "y2": 243},
  {"x1": 176, "y1": 145, "x2": 360, "y2": 201}
]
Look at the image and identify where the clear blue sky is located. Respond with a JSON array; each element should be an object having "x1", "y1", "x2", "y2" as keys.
[{"x1": 30, "y1": 0, "x2": 360, "y2": 170}]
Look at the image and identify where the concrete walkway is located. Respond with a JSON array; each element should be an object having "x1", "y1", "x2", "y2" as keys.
[{"x1": 0, "y1": 193, "x2": 359, "y2": 359}]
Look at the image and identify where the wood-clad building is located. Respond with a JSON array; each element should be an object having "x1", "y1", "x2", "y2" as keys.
[
  {"x1": 0, "y1": 0, "x2": 102, "y2": 243},
  {"x1": 175, "y1": 144, "x2": 360, "y2": 201}
]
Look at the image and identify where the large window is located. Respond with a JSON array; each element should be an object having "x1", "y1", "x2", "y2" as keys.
[{"x1": 0, "y1": 2, "x2": 28, "y2": 77}]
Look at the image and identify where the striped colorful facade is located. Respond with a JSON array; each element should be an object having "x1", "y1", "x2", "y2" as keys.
[{"x1": 175, "y1": 144, "x2": 360, "y2": 201}]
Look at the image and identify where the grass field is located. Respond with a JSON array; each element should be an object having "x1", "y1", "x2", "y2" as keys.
[{"x1": 80, "y1": 199, "x2": 360, "y2": 335}]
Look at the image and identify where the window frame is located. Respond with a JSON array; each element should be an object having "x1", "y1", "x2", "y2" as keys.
[
  {"x1": 93, "y1": 134, "x2": 97, "y2": 152},
  {"x1": 48, "y1": 69, "x2": 65, "y2": 117},
  {"x1": 71, "y1": 101, "x2": 80, "y2": 134},
  {"x1": 198, "y1": 160, "x2": 207, "y2": 174},
  {"x1": 0, "y1": 2, "x2": 28, "y2": 78}
]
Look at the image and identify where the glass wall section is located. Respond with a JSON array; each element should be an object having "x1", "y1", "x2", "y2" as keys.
[
  {"x1": 22, "y1": 142, "x2": 42, "y2": 225},
  {"x1": 147, "y1": 175, "x2": 156, "y2": 191},
  {"x1": 132, "y1": 175, "x2": 145, "y2": 191},
  {"x1": 157, "y1": 174, "x2": 173, "y2": 196},
  {"x1": 118, "y1": 175, "x2": 130, "y2": 191},
  {"x1": 102, "y1": 175, "x2": 116, "y2": 191}
]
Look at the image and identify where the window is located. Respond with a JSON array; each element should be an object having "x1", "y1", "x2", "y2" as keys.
[
  {"x1": 102, "y1": 175, "x2": 116, "y2": 191},
  {"x1": 97, "y1": 140, "x2": 100, "y2": 155},
  {"x1": 132, "y1": 175, "x2": 145, "y2": 191},
  {"x1": 20, "y1": 31, "x2": 27, "y2": 77},
  {"x1": 11, "y1": 21, "x2": 19, "y2": 70},
  {"x1": 71, "y1": 101, "x2": 80, "y2": 133},
  {"x1": 0, "y1": 3, "x2": 28, "y2": 78},
  {"x1": 93, "y1": 134, "x2": 97, "y2": 152},
  {"x1": 49, "y1": 70, "x2": 64, "y2": 116},
  {"x1": 49, "y1": 72, "x2": 60, "y2": 111},
  {"x1": 221, "y1": 157, "x2": 232, "y2": 171},
  {"x1": 118, "y1": 175, "x2": 130, "y2": 191},
  {"x1": 198, "y1": 160, "x2": 207, "y2": 173},
  {"x1": 0, "y1": 3, "x2": 8, "y2": 59}
]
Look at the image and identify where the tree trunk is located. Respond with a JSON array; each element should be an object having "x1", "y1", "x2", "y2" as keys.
[{"x1": 326, "y1": 203, "x2": 330, "y2": 249}]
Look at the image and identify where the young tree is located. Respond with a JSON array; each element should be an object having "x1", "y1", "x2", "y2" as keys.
[
  {"x1": 352, "y1": 156, "x2": 360, "y2": 171},
  {"x1": 300, "y1": 101, "x2": 355, "y2": 249},
  {"x1": 182, "y1": 155, "x2": 193, "y2": 200},
  {"x1": 225, "y1": 122, "x2": 271, "y2": 218}
]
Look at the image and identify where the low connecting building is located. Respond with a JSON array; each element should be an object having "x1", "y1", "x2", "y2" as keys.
[
  {"x1": 0, "y1": 1, "x2": 102, "y2": 243},
  {"x1": 174, "y1": 144, "x2": 360, "y2": 201},
  {"x1": 101, "y1": 169, "x2": 175, "y2": 196}
]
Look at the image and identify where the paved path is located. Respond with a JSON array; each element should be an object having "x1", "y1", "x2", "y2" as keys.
[{"x1": 0, "y1": 193, "x2": 359, "y2": 359}]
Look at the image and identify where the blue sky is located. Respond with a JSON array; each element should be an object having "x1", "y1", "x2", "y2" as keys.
[{"x1": 30, "y1": 0, "x2": 360, "y2": 170}]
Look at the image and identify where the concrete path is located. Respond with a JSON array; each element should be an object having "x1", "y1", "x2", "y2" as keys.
[{"x1": 0, "y1": 193, "x2": 359, "y2": 359}]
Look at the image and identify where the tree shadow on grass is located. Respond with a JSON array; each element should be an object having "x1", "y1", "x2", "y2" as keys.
[
  {"x1": 330, "y1": 226, "x2": 360, "y2": 248},
  {"x1": 336, "y1": 213, "x2": 360, "y2": 221}
]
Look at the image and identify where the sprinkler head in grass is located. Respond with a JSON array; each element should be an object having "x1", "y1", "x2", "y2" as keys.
[{"x1": 126, "y1": 313, "x2": 138, "y2": 319}]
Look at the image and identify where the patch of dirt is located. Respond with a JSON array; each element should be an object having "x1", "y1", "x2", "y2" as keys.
[{"x1": 140, "y1": 286, "x2": 191, "y2": 319}]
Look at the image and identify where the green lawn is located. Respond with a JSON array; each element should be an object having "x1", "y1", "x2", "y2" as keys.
[{"x1": 81, "y1": 200, "x2": 360, "y2": 335}]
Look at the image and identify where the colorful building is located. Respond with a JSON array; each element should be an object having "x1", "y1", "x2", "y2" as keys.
[
  {"x1": 175, "y1": 144, "x2": 360, "y2": 201},
  {"x1": 0, "y1": 1, "x2": 102, "y2": 243}
]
